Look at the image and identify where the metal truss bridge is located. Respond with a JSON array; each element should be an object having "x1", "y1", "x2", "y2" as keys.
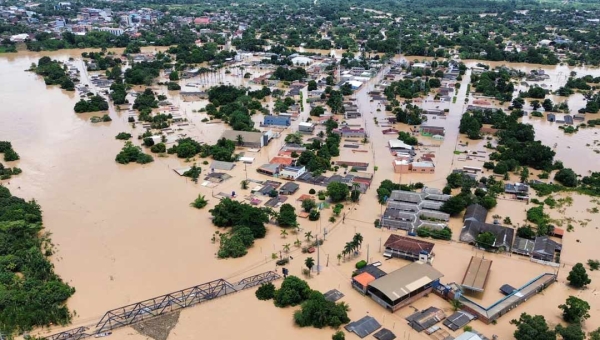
[{"x1": 44, "y1": 271, "x2": 281, "y2": 340}]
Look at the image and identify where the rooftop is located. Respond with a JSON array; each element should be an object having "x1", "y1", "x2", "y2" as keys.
[
  {"x1": 383, "y1": 234, "x2": 435, "y2": 255},
  {"x1": 461, "y1": 256, "x2": 493, "y2": 292},
  {"x1": 368, "y1": 262, "x2": 443, "y2": 301}
]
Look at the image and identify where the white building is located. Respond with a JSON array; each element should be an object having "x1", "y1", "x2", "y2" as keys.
[
  {"x1": 98, "y1": 27, "x2": 124, "y2": 36},
  {"x1": 280, "y1": 166, "x2": 306, "y2": 180}
]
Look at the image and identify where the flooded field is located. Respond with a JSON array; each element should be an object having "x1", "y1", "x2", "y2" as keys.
[{"x1": 1, "y1": 48, "x2": 599, "y2": 340}]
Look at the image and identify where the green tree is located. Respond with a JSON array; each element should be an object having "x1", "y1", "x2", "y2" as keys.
[
  {"x1": 278, "y1": 203, "x2": 297, "y2": 227},
  {"x1": 567, "y1": 263, "x2": 591, "y2": 288},
  {"x1": 440, "y1": 195, "x2": 468, "y2": 215},
  {"x1": 554, "y1": 168, "x2": 578, "y2": 187},
  {"x1": 531, "y1": 100, "x2": 541, "y2": 110},
  {"x1": 556, "y1": 324, "x2": 585, "y2": 340},
  {"x1": 169, "y1": 70, "x2": 179, "y2": 81},
  {"x1": 589, "y1": 328, "x2": 600, "y2": 340},
  {"x1": 476, "y1": 231, "x2": 496, "y2": 250},
  {"x1": 3, "y1": 148, "x2": 19, "y2": 161},
  {"x1": 559, "y1": 296, "x2": 591, "y2": 323},
  {"x1": 332, "y1": 331, "x2": 345, "y2": 340},
  {"x1": 273, "y1": 276, "x2": 312, "y2": 307},
  {"x1": 511, "y1": 313, "x2": 556, "y2": 340},
  {"x1": 294, "y1": 291, "x2": 350, "y2": 328},
  {"x1": 209, "y1": 198, "x2": 268, "y2": 238},
  {"x1": 310, "y1": 106, "x2": 325, "y2": 117},
  {"x1": 327, "y1": 182, "x2": 349, "y2": 202},
  {"x1": 308, "y1": 80, "x2": 317, "y2": 91},
  {"x1": 255, "y1": 282, "x2": 276, "y2": 300},
  {"x1": 302, "y1": 198, "x2": 316, "y2": 213}
]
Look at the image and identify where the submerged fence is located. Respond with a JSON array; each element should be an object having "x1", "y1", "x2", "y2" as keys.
[{"x1": 44, "y1": 271, "x2": 281, "y2": 340}]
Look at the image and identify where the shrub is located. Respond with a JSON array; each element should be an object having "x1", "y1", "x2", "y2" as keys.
[
  {"x1": 309, "y1": 188, "x2": 316, "y2": 194},
  {"x1": 355, "y1": 260, "x2": 367, "y2": 269},
  {"x1": 115, "y1": 132, "x2": 132, "y2": 140},
  {"x1": 255, "y1": 282, "x2": 276, "y2": 300}
]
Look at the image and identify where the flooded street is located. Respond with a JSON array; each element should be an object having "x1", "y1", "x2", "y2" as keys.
[{"x1": 1, "y1": 48, "x2": 599, "y2": 340}]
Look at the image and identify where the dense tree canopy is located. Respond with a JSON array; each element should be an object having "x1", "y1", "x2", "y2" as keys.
[{"x1": 0, "y1": 186, "x2": 75, "y2": 336}]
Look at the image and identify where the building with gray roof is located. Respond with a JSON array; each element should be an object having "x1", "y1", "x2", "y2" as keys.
[
  {"x1": 365, "y1": 262, "x2": 443, "y2": 312},
  {"x1": 381, "y1": 189, "x2": 450, "y2": 233},
  {"x1": 460, "y1": 204, "x2": 515, "y2": 251}
]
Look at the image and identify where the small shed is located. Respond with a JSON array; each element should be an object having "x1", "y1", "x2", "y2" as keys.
[{"x1": 461, "y1": 256, "x2": 492, "y2": 292}]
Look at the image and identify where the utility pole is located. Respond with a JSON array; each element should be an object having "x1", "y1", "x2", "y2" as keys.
[
  {"x1": 379, "y1": 237, "x2": 382, "y2": 253},
  {"x1": 317, "y1": 235, "x2": 321, "y2": 275},
  {"x1": 367, "y1": 244, "x2": 370, "y2": 264}
]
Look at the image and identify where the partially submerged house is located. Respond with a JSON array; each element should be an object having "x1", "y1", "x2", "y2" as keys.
[
  {"x1": 460, "y1": 204, "x2": 515, "y2": 251},
  {"x1": 532, "y1": 236, "x2": 561, "y2": 262},
  {"x1": 383, "y1": 234, "x2": 435, "y2": 262},
  {"x1": 365, "y1": 262, "x2": 443, "y2": 312},
  {"x1": 221, "y1": 130, "x2": 272, "y2": 148}
]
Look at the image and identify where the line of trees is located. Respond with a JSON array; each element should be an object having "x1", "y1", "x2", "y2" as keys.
[
  {"x1": 31, "y1": 57, "x2": 75, "y2": 91},
  {"x1": 74, "y1": 95, "x2": 109, "y2": 113},
  {"x1": 0, "y1": 186, "x2": 75, "y2": 336}
]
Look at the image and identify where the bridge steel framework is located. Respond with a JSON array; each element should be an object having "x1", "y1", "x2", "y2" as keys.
[{"x1": 44, "y1": 271, "x2": 281, "y2": 340}]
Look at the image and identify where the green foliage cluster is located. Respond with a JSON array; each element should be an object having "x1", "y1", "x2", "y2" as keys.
[
  {"x1": 559, "y1": 296, "x2": 591, "y2": 324},
  {"x1": 110, "y1": 83, "x2": 128, "y2": 105},
  {"x1": 567, "y1": 263, "x2": 591, "y2": 288},
  {"x1": 82, "y1": 51, "x2": 121, "y2": 71},
  {"x1": 27, "y1": 31, "x2": 130, "y2": 52},
  {"x1": 294, "y1": 291, "x2": 351, "y2": 329},
  {"x1": 416, "y1": 227, "x2": 452, "y2": 240},
  {"x1": 471, "y1": 70, "x2": 514, "y2": 101},
  {"x1": 182, "y1": 164, "x2": 201, "y2": 182},
  {"x1": 32, "y1": 57, "x2": 74, "y2": 91},
  {"x1": 167, "y1": 43, "x2": 236, "y2": 64},
  {"x1": 210, "y1": 198, "x2": 270, "y2": 258},
  {"x1": 393, "y1": 104, "x2": 424, "y2": 125},
  {"x1": 0, "y1": 162, "x2": 22, "y2": 180},
  {"x1": 0, "y1": 141, "x2": 20, "y2": 162},
  {"x1": 277, "y1": 203, "x2": 297, "y2": 227},
  {"x1": 440, "y1": 175, "x2": 501, "y2": 216},
  {"x1": 0, "y1": 186, "x2": 75, "y2": 335},
  {"x1": 327, "y1": 182, "x2": 349, "y2": 203},
  {"x1": 511, "y1": 313, "x2": 556, "y2": 340},
  {"x1": 206, "y1": 85, "x2": 263, "y2": 131},
  {"x1": 274, "y1": 275, "x2": 312, "y2": 307},
  {"x1": 385, "y1": 79, "x2": 428, "y2": 99},
  {"x1": 554, "y1": 168, "x2": 578, "y2": 187},
  {"x1": 125, "y1": 61, "x2": 162, "y2": 85},
  {"x1": 255, "y1": 282, "x2": 276, "y2": 300},
  {"x1": 115, "y1": 141, "x2": 154, "y2": 165},
  {"x1": 115, "y1": 132, "x2": 132, "y2": 140},
  {"x1": 217, "y1": 226, "x2": 255, "y2": 258},
  {"x1": 190, "y1": 194, "x2": 208, "y2": 209},
  {"x1": 355, "y1": 260, "x2": 367, "y2": 269},
  {"x1": 398, "y1": 131, "x2": 418, "y2": 145},
  {"x1": 272, "y1": 66, "x2": 308, "y2": 81},
  {"x1": 133, "y1": 88, "x2": 159, "y2": 111},
  {"x1": 74, "y1": 95, "x2": 109, "y2": 113}
]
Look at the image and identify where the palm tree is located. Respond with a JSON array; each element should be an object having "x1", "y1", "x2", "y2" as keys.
[
  {"x1": 304, "y1": 231, "x2": 313, "y2": 243},
  {"x1": 353, "y1": 233, "x2": 364, "y2": 249},
  {"x1": 190, "y1": 194, "x2": 208, "y2": 209},
  {"x1": 337, "y1": 253, "x2": 342, "y2": 265},
  {"x1": 280, "y1": 229, "x2": 288, "y2": 238},
  {"x1": 294, "y1": 238, "x2": 302, "y2": 248},
  {"x1": 283, "y1": 244, "x2": 290, "y2": 253},
  {"x1": 344, "y1": 242, "x2": 354, "y2": 257},
  {"x1": 236, "y1": 134, "x2": 244, "y2": 146},
  {"x1": 338, "y1": 301, "x2": 351, "y2": 312},
  {"x1": 241, "y1": 180, "x2": 249, "y2": 190},
  {"x1": 305, "y1": 257, "x2": 315, "y2": 277}
]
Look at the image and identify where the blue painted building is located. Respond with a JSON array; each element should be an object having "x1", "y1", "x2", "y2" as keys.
[{"x1": 264, "y1": 115, "x2": 291, "y2": 127}]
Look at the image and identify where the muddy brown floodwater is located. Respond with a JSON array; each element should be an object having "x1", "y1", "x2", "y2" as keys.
[{"x1": 1, "y1": 49, "x2": 599, "y2": 340}]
